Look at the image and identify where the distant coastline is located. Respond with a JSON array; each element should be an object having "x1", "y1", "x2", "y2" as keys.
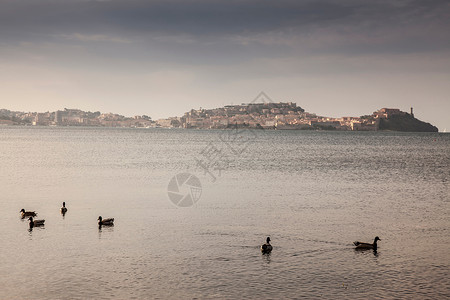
[{"x1": 0, "y1": 103, "x2": 438, "y2": 132}]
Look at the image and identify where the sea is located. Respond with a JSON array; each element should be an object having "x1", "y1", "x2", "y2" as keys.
[{"x1": 0, "y1": 126, "x2": 449, "y2": 299}]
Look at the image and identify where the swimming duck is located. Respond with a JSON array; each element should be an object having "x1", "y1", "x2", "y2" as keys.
[
  {"x1": 60, "y1": 202, "x2": 67, "y2": 214},
  {"x1": 28, "y1": 217, "x2": 45, "y2": 228},
  {"x1": 354, "y1": 236, "x2": 381, "y2": 250},
  {"x1": 261, "y1": 237, "x2": 273, "y2": 253},
  {"x1": 98, "y1": 216, "x2": 114, "y2": 226},
  {"x1": 20, "y1": 209, "x2": 37, "y2": 218}
]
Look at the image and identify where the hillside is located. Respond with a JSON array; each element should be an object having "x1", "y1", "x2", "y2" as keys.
[{"x1": 378, "y1": 114, "x2": 438, "y2": 132}]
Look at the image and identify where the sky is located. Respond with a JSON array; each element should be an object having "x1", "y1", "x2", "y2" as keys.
[{"x1": 1, "y1": 0, "x2": 449, "y2": 130}]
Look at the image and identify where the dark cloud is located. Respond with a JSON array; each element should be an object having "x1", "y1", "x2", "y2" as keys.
[
  {"x1": 0, "y1": 0, "x2": 449, "y2": 68},
  {"x1": 0, "y1": 0, "x2": 352, "y2": 38},
  {"x1": 1, "y1": 0, "x2": 449, "y2": 44}
]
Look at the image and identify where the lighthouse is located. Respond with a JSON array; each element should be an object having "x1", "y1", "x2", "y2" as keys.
[{"x1": 410, "y1": 107, "x2": 414, "y2": 118}]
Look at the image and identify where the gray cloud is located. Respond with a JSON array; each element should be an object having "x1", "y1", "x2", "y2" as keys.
[
  {"x1": 1, "y1": 0, "x2": 449, "y2": 55},
  {"x1": 1, "y1": 0, "x2": 449, "y2": 87},
  {"x1": 0, "y1": 1, "x2": 351, "y2": 37}
]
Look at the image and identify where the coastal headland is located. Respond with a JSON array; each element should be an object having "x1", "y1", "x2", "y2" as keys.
[{"x1": 0, "y1": 103, "x2": 438, "y2": 132}]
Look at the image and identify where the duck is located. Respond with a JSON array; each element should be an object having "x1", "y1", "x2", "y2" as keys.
[
  {"x1": 60, "y1": 202, "x2": 67, "y2": 214},
  {"x1": 98, "y1": 216, "x2": 114, "y2": 226},
  {"x1": 261, "y1": 237, "x2": 273, "y2": 253},
  {"x1": 354, "y1": 236, "x2": 381, "y2": 250},
  {"x1": 28, "y1": 217, "x2": 45, "y2": 228},
  {"x1": 20, "y1": 209, "x2": 37, "y2": 218}
]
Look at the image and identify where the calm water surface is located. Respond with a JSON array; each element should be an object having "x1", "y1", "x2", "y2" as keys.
[{"x1": 0, "y1": 127, "x2": 449, "y2": 299}]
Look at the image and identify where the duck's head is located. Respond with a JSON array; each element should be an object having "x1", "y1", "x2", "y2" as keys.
[
  {"x1": 98, "y1": 216, "x2": 102, "y2": 221},
  {"x1": 28, "y1": 217, "x2": 33, "y2": 221},
  {"x1": 266, "y1": 237, "x2": 271, "y2": 243},
  {"x1": 20, "y1": 209, "x2": 25, "y2": 213},
  {"x1": 374, "y1": 236, "x2": 381, "y2": 242},
  {"x1": 62, "y1": 202, "x2": 66, "y2": 207}
]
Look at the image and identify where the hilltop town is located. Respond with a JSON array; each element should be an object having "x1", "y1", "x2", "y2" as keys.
[
  {"x1": 181, "y1": 102, "x2": 378, "y2": 130},
  {"x1": 180, "y1": 102, "x2": 437, "y2": 132},
  {"x1": 0, "y1": 102, "x2": 438, "y2": 132}
]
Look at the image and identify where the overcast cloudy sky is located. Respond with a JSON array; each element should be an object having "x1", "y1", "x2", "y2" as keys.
[{"x1": 1, "y1": 0, "x2": 449, "y2": 129}]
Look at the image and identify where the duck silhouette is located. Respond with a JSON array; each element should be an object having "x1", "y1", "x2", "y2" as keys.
[
  {"x1": 354, "y1": 236, "x2": 381, "y2": 251},
  {"x1": 28, "y1": 217, "x2": 45, "y2": 228},
  {"x1": 98, "y1": 216, "x2": 114, "y2": 226},
  {"x1": 261, "y1": 237, "x2": 273, "y2": 253},
  {"x1": 20, "y1": 209, "x2": 36, "y2": 218},
  {"x1": 60, "y1": 202, "x2": 67, "y2": 215}
]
